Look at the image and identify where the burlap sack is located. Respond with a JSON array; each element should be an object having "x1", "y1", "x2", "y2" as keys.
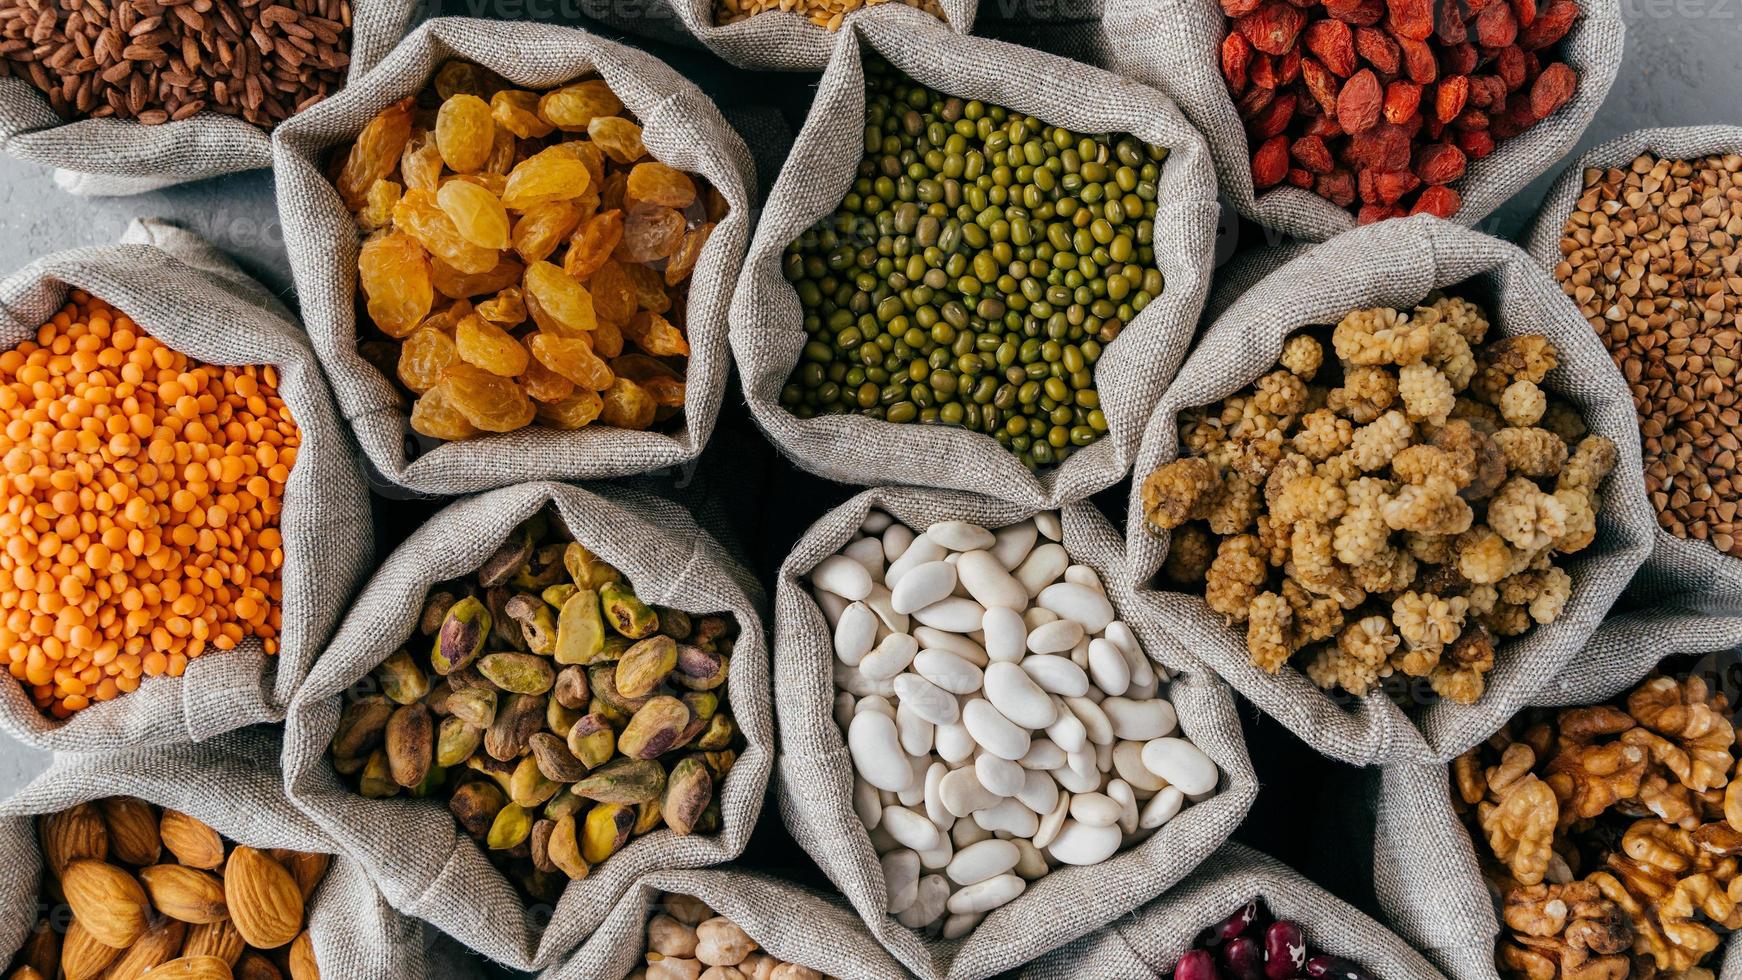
[
  {"x1": 273, "y1": 17, "x2": 757, "y2": 496},
  {"x1": 0, "y1": 726, "x2": 432, "y2": 979},
  {"x1": 0, "y1": 219, "x2": 373, "y2": 755},
  {"x1": 281, "y1": 480, "x2": 772, "y2": 972},
  {"x1": 1123, "y1": 215, "x2": 1655, "y2": 767},
  {"x1": 730, "y1": 13, "x2": 1220, "y2": 510},
  {"x1": 1523, "y1": 125, "x2": 1742, "y2": 615},
  {"x1": 1097, "y1": 0, "x2": 1624, "y2": 242},
  {"x1": 1374, "y1": 612, "x2": 1742, "y2": 978},
  {"x1": 582, "y1": 0, "x2": 976, "y2": 72},
  {"x1": 1015, "y1": 840, "x2": 1445, "y2": 979},
  {"x1": 543, "y1": 866, "x2": 908, "y2": 979},
  {"x1": 0, "y1": 0, "x2": 418, "y2": 196},
  {"x1": 773, "y1": 486, "x2": 1258, "y2": 980}
]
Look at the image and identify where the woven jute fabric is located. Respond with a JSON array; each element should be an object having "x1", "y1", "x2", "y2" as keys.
[
  {"x1": 582, "y1": 0, "x2": 977, "y2": 72},
  {"x1": 1524, "y1": 125, "x2": 1742, "y2": 615},
  {"x1": 0, "y1": 726, "x2": 429, "y2": 979},
  {"x1": 542, "y1": 866, "x2": 908, "y2": 979},
  {"x1": 1373, "y1": 608, "x2": 1742, "y2": 979},
  {"x1": 0, "y1": 219, "x2": 373, "y2": 754},
  {"x1": 272, "y1": 17, "x2": 757, "y2": 496},
  {"x1": 772, "y1": 485, "x2": 1258, "y2": 980},
  {"x1": 281, "y1": 480, "x2": 771, "y2": 973},
  {"x1": 1122, "y1": 215, "x2": 1655, "y2": 767},
  {"x1": 729, "y1": 12, "x2": 1220, "y2": 510},
  {"x1": 0, "y1": 0, "x2": 417, "y2": 196},
  {"x1": 1016, "y1": 840, "x2": 1446, "y2": 979},
  {"x1": 1096, "y1": 0, "x2": 1625, "y2": 242}
]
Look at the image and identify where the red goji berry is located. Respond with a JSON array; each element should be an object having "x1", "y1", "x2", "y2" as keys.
[
  {"x1": 1415, "y1": 142, "x2": 1468, "y2": 184},
  {"x1": 1291, "y1": 134, "x2": 1337, "y2": 172},
  {"x1": 1441, "y1": 42, "x2": 1479, "y2": 75},
  {"x1": 1494, "y1": 45, "x2": 1527, "y2": 91},
  {"x1": 1474, "y1": 2, "x2": 1518, "y2": 47},
  {"x1": 1435, "y1": 75, "x2": 1470, "y2": 122},
  {"x1": 1317, "y1": 169, "x2": 1358, "y2": 206},
  {"x1": 1348, "y1": 122, "x2": 1414, "y2": 170},
  {"x1": 1250, "y1": 52, "x2": 1281, "y2": 89},
  {"x1": 1237, "y1": 83, "x2": 1278, "y2": 119},
  {"x1": 1386, "y1": 0, "x2": 1434, "y2": 39},
  {"x1": 1248, "y1": 91, "x2": 1298, "y2": 138},
  {"x1": 1325, "y1": 0, "x2": 1386, "y2": 24},
  {"x1": 1358, "y1": 202, "x2": 1401, "y2": 224},
  {"x1": 1383, "y1": 80, "x2": 1423, "y2": 124},
  {"x1": 1510, "y1": 0, "x2": 1536, "y2": 26},
  {"x1": 1520, "y1": 0, "x2": 1578, "y2": 48},
  {"x1": 1528, "y1": 61, "x2": 1577, "y2": 119},
  {"x1": 1398, "y1": 36, "x2": 1440, "y2": 83},
  {"x1": 1238, "y1": 2, "x2": 1309, "y2": 55},
  {"x1": 1222, "y1": 0, "x2": 1264, "y2": 12},
  {"x1": 1454, "y1": 126, "x2": 1496, "y2": 158},
  {"x1": 1355, "y1": 26, "x2": 1401, "y2": 73},
  {"x1": 1278, "y1": 46, "x2": 1303, "y2": 84},
  {"x1": 1222, "y1": 32, "x2": 1255, "y2": 94},
  {"x1": 1336, "y1": 68, "x2": 1384, "y2": 133},
  {"x1": 1252, "y1": 134, "x2": 1292, "y2": 188},
  {"x1": 1301, "y1": 57, "x2": 1342, "y2": 114},
  {"x1": 1455, "y1": 107, "x2": 1490, "y2": 129},
  {"x1": 1288, "y1": 167, "x2": 1315, "y2": 187},
  {"x1": 1306, "y1": 112, "x2": 1345, "y2": 138},
  {"x1": 1436, "y1": 1, "x2": 1469, "y2": 44},
  {"x1": 1468, "y1": 74, "x2": 1507, "y2": 108},
  {"x1": 1374, "y1": 169, "x2": 1423, "y2": 204},
  {"x1": 1305, "y1": 19, "x2": 1359, "y2": 75},
  {"x1": 1411, "y1": 185, "x2": 1462, "y2": 218}
]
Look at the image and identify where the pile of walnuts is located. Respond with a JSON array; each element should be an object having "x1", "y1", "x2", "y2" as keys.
[
  {"x1": 1141, "y1": 295, "x2": 1616, "y2": 705},
  {"x1": 1453, "y1": 675, "x2": 1742, "y2": 978}
]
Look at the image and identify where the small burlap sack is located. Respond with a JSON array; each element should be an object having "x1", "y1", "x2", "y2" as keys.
[
  {"x1": 773, "y1": 486, "x2": 1258, "y2": 980},
  {"x1": 0, "y1": 726, "x2": 431, "y2": 979},
  {"x1": 1372, "y1": 607, "x2": 1742, "y2": 980},
  {"x1": 582, "y1": 0, "x2": 976, "y2": 72},
  {"x1": 730, "y1": 13, "x2": 1220, "y2": 510},
  {"x1": 0, "y1": 219, "x2": 373, "y2": 755},
  {"x1": 281, "y1": 480, "x2": 771, "y2": 972},
  {"x1": 0, "y1": 0, "x2": 418, "y2": 196},
  {"x1": 1096, "y1": 0, "x2": 1624, "y2": 242},
  {"x1": 1523, "y1": 125, "x2": 1742, "y2": 615},
  {"x1": 1015, "y1": 840, "x2": 1445, "y2": 979},
  {"x1": 542, "y1": 866, "x2": 908, "y2": 979},
  {"x1": 273, "y1": 17, "x2": 757, "y2": 496},
  {"x1": 1123, "y1": 215, "x2": 1655, "y2": 767}
]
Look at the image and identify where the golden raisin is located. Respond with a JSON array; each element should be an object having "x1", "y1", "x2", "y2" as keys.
[
  {"x1": 394, "y1": 189, "x2": 500, "y2": 275},
  {"x1": 410, "y1": 381, "x2": 481, "y2": 441},
  {"x1": 356, "y1": 179, "x2": 403, "y2": 233},
  {"x1": 476, "y1": 287, "x2": 526, "y2": 327},
  {"x1": 587, "y1": 116, "x2": 645, "y2": 164},
  {"x1": 491, "y1": 89, "x2": 554, "y2": 139},
  {"x1": 359, "y1": 232, "x2": 434, "y2": 338},
  {"x1": 521, "y1": 342, "x2": 577, "y2": 404},
  {"x1": 431, "y1": 254, "x2": 525, "y2": 300},
  {"x1": 399, "y1": 131, "x2": 443, "y2": 194},
  {"x1": 623, "y1": 310, "x2": 688, "y2": 358},
  {"x1": 530, "y1": 332, "x2": 614, "y2": 390},
  {"x1": 627, "y1": 161, "x2": 696, "y2": 209},
  {"x1": 663, "y1": 221, "x2": 714, "y2": 286},
  {"x1": 435, "y1": 94, "x2": 496, "y2": 174},
  {"x1": 523, "y1": 261, "x2": 598, "y2": 335},
  {"x1": 436, "y1": 180, "x2": 511, "y2": 251},
  {"x1": 615, "y1": 202, "x2": 685, "y2": 263},
  {"x1": 537, "y1": 80, "x2": 622, "y2": 132},
  {"x1": 456, "y1": 314, "x2": 530, "y2": 377},
  {"x1": 537, "y1": 388, "x2": 604, "y2": 429},
  {"x1": 443, "y1": 363, "x2": 536, "y2": 431},
  {"x1": 592, "y1": 317, "x2": 625, "y2": 359},
  {"x1": 564, "y1": 209, "x2": 624, "y2": 280},
  {"x1": 397, "y1": 325, "x2": 459, "y2": 393},
  {"x1": 512, "y1": 201, "x2": 585, "y2": 264},
  {"x1": 621, "y1": 262, "x2": 672, "y2": 315},
  {"x1": 502, "y1": 147, "x2": 591, "y2": 211},
  {"x1": 599, "y1": 376, "x2": 657, "y2": 430},
  {"x1": 434, "y1": 60, "x2": 504, "y2": 101},
  {"x1": 589, "y1": 261, "x2": 637, "y2": 326},
  {"x1": 337, "y1": 97, "x2": 413, "y2": 211},
  {"x1": 613, "y1": 354, "x2": 685, "y2": 408}
]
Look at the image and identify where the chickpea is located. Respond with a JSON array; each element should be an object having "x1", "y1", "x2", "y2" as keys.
[
  {"x1": 771, "y1": 966, "x2": 823, "y2": 980},
  {"x1": 737, "y1": 953, "x2": 778, "y2": 980},
  {"x1": 695, "y1": 916, "x2": 758, "y2": 967},
  {"x1": 664, "y1": 893, "x2": 715, "y2": 926},
  {"x1": 700, "y1": 968, "x2": 749, "y2": 980},
  {"x1": 648, "y1": 913, "x2": 699, "y2": 958},
  {"x1": 647, "y1": 958, "x2": 702, "y2": 980}
]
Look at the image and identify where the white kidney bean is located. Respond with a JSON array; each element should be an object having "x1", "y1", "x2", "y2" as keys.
[
  {"x1": 854, "y1": 695, "x2": 894, "y2": 719},
  {"x1": 935, "y1": 719, "x2": 975, "y2": 764},
  {"x1": 1025, "y1": 619, "x2": 1083, "y2": 655},
  {"x1": 1102, "y1": 697, "x2": 1178, "y2": 741},
  {"x1": 1034, "y1": 511, "x2": 1062, "y2": 540},
  {"x1": 896, "y1": 701, "x2": 933, "y2": 757},
  {"x1": 1106, "y1": 779, "x2": 1140, "y2": 835},
  {"x1": 946, "y1": 873, "x2": 1025, "y2": 915},
  {"x1": 962, "y1": 699, "x2": 1030, "y2": 761},
  {"x1": 1053, "y1": 758, "x2": 1101, "y2": 794},
  {"x1": 813, "y1": 587, "x2": 849, "y2": 628},
  {"x1": 882, "y1": 849, "x2": 920, "y2": 914},
  {"x1": 853, "y1": 775, "x2": 882, "y2": 831},
  {"x1": 1064, "y1": 696, "x2": 1113, "y2": 746},
  {"x1": 1047, "y1": 820, "x2": 1121, "y2": 866},
  {"x1": 1022, "y1": 655, "x2": 1089, "y2": 697},
  {"x1": 897, "y1": 755, "x2": 927, "y2": 807},
  {"x1": 1063, "y1": 564, "x2": 1104, "y2": 594},
  {"x1": 1069, "y1": 792, "x2": 1121, "y2": 828},
  {"x1": 942, "y1": 912, "x2": 984, "y2": 940},
  {"x1": 892, "y1": 674, "x2": 957, "y2": 726},
  {"x1": 1139, "y1": 786, "x2": 1186, "y2": 830},
  {"x1": 912, "y1": 627, "x2": 989, "y2": 667},
  {"x1": 911, "y1": 596, "x2": 987, "y2": 634},
  {"x1": 983, "y1": 662, "x2": 1057, "y2": 730},
  {"x1": 862, "y1": 510, "x2": 894, "y2": 534},
  {"x1": 895, "y1": 874, "x2": 950, "y2": 929},
  {"x1": 1141, "y1": 738, "x2": 1220, "y2": 795},
  {"x1": 843, "y1": 536, "x2": 887, "y2": 583},
  {"x1": 812, "y1": 555, "x2": 872, "y2": 601},
  {"x1": 917, "y1": 833, "x2": 953, "y2": 871},
  {"x1": 1022, "y1": 607, "x2": 1059, "y2": 631},
  {"x1": 1044, "y1": 701, "x2": 1087, "y2": 754},
  {"x1": 1033, "y1": 793, "x2": 1070, "y2": 850},
  {"x1": 973, "y1": 798, "x2": 1039, "y2": 837},
  {"x1": 881, "y1": 521, "x2": 913, "y2": 562},
  {"x1": 913, "y1": 649, "x2": 983, "y2": 695},
  {"x1": 834, "y1": 603, "x2": 878, "y2": 667},
  {"x1": 951, "y1": 818, "x2": 993, "y2": 849},
  {"x1": 980, "y1": 606, "x2": 1027, "y2": 663},
  {"x1": 884, "y1": 536, "x2": 946, "y2": 589},
  {"x1": 1015, "y1": 768, "x2": 1059, "y2": 817},
  {"x1": 862, "y1": 584, "x2": 908, "y2": 634},
  {"x1": 946, "y1": 838, "x2": 1020, "y2": 886},
  {"x1": 1014, "y1": 543, "x2": 1069, "y2": 597},
  {"x1": 1012, "y1": 838, "x2": 1049, "y2": 879},
  {"x1": 974, "y1": 751, "x2": 1026, "y2": 797},
  {"x1": 1112, "y1": 741, "x2": 1166, "y2": 793},
  {"x1": 881, "y1": 806, "x2": 941, "y2": 852},
  {"x1": 922, "y1": 762, "x2": 954, "y2": 832},
  {"x1": 833, "y1": 692, "x2": 856, "y2": 732},
  {"x1": 1037, "y1": 582, "x2": 1115, "y2": 633},
  {"x1": 925, "y1": 520, "x2": 996, "y2": 551},
  {"x1": 1018, "y1": 738, "x2": 1066, "y2": 770},
  {"x1": 835, "y1": 661, "x2": 894, "y2": 698},
  {"x1": 890, "y1": 561, "x2": 956, "y2": 615},
  {"x1": 955, "y1": 550, "x2": 1028, "y2": 610},
  {"x1": 847, "y1": 711, "x2": 910, "y2": 792},
  {"x1": 989, "y1": 520, "x2": 1036, "y2": 570},
  {"x1": 939, "y1": 767, "x2": 1002, "y2": 817},
  {"x1": 1086, "y1": 638, "x2": 1131, "y2": 696}
]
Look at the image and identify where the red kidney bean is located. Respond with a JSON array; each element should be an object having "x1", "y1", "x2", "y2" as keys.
[
  {"x1": 1213, "y1": 901, "x2": 1260, "y2": 943},
  {"x1": 1304, "y1": 955, "x2": 1377, "y2": 980},
  {"x1": 1177, "y1": 949, "x2": 1224, "y2": 980},
  {"x1": 1264, "y1": 920, "x2": 1308, "y2": 979},
  {"x1": 1223, "y1": 936, "x2": 1266, "y2": 980}
]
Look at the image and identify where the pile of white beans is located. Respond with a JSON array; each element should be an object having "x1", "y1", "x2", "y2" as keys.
[{"x1": 810, "y1": 510, "x2": 1222, "y2": 937}]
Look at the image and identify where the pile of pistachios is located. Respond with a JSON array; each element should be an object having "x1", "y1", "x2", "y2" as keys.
[{"x1": 327, "y1": 508, "x2": 742, "y2": 903}]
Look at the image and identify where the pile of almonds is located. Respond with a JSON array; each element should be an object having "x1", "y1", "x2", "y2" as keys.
[
  {"x1": 0, "y1": 0, "x2": 351, "y2": 127},
  {"x1": 7, "y1": 798, "x2": 327, "y2": 980},
  {"x1": 1220, "y1": 0, "x2": 1583, "y2": 223},
  {"x1": 1552, "y1": 152, "x2": 1742, "y2": 556}
]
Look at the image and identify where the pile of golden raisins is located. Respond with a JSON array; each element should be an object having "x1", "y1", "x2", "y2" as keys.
[{"x1": 336, "y1": 61, "x2": 721, "y2": 440}]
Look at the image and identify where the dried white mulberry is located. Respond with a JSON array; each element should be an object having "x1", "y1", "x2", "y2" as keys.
[
  {"x1": 1280, "y1": 334, "x2": 1324, "y2": 379},
  {"x1": 1247, "y1": 591, "x2": 1295, "y2": 674},
  {"x1": 1334, "y1": 307, "x2": 1431, "y2": 367},
  {"x1": 1489, "y1": 478, "x2": 1569, "y2": 552},
  {"x1": 1398, "y1": 363, "x2": 1456, "y2": 426}
]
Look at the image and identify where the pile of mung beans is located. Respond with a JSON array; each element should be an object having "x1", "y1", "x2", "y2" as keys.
[{"x1": 779, "y1": 58, "x2": 1169, "y2": 470}]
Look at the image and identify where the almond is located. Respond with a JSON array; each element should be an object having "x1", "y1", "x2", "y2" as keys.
[
  {"x1": 235, "y1": 951, "x2": 285, "y2": 980},
  {"x1": 97, "y1": 917, "x2": 187, "y2": 980},
  {"x1": 58, "y1": 917, "x2": 121, "y2": 980},
  {"x1": 279, "y1": 850, "x2": 330, "y2": 902},
  {"x1": 161, "y1": 810, "x2": 227, "y2": 870},
  {"x1": 7, "y1": 967, "x2": 47, "y2": 980},
  {"x1": 224, "y1": 846, "x2": 304, "y2": 949},
  {"x1": 59, "y1": 860, "x2": 149, "y2": 948},
  {"x1": 144, "y1": 955, "x2": 235, "y2": 979},
  {"x1": 100, "y1": 796, "x2": 163, "y2": 866},
  {"x1": 140, "y1": 864, "x2": 229, "y2": 923},
  {"x1": 18, "y1": 918, "x2": 60, "y2": 975},
  {"x1": 183, "y1": 918, "x2": 247, "y2": 966},
  {"x1": 287, "y1": 929, "x2": 320, "y2": 980},
  {"x1": 41, "y1": 804, "x2": 108, "y2": 877}
]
